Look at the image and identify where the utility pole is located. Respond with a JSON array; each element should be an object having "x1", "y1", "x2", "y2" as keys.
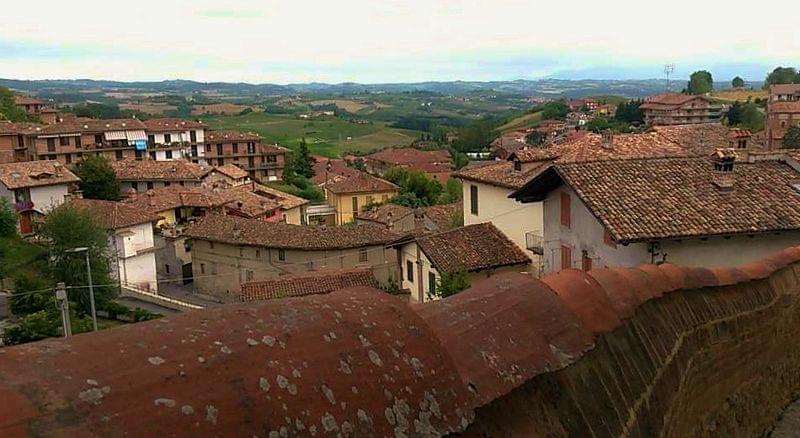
[
  {"x1": 664, "y1": 64, "x2": 675, "y2": 92},
  {"x1": 55, "y1": 282, "x2": 72, "y2": 338},
  {"x1": 85, "y1": 251, "x2": 98, "y2": 332}
]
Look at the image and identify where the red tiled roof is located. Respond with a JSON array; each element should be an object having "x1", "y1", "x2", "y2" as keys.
[
  {"x1": 412, "y1": 223, "x2": 530, "y2": 273},
  {"x1": 366, "y1": 148, "x2": 452, "y2": 165},
  {"x1": 69, "y1": 198, "x2": 157, "y2": 229},
  {"x1": 235, "y1": 181, "x2": 308, "y2": 210},
  {"x1": 311, "y1": 158, "x2": 360, "y2": 185},
  {"x1": 518, "y1": 156, "x2": 800, "y2": 243},
  {"x1": 37, "y1": 118, "x2": 146, "y2": 135},
  {"x1": 142, "y1": 118, "x2": 204, "y2": 132},
  {"x1": 213, "y1": 164, "x2": 249, "y2": 180},
  {"x1": 0, "y1": 160, "x2": 79, "y2": 189},
  {"x1": 111, "y1": 159, "x2": 211, "y2": 181},
  {"x1": 239, "y1": 269, "x2": 379, "y2": 301},
  {"x1": 185, "y1": 214, "x2": 400, "y2": 249},
  {"x1": 357, "y1": 203, "x2": 461, "y2": 233},
  {"x1": 639, "y1": 93, "x2": 706, "y2": 110},
  {"x1": 13, "y1": 95, "x2": 44, "y2": 105},
  {"x1": 454, "y1": 160, "x2": 549, "y2": 190},
  {"x1": 325, "y1": 171, "x2": 398, "y2": 194},
  {"x1": 0, "y1": 121, "x2": 43, "y2": 135},
  {"x1": 123, "y1": 186, "x2": 229, "y2": 214}
]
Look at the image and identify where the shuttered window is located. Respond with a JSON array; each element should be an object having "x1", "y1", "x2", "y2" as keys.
[
  {"x1": 560, "y1": 192, "x2": 571, "y2": 228},
  {"x1": 560, "y1": 245, "x2": 572, "y2": 270},
  {"x1": 470, "y1": 185, "x2": 478, "y2": 215}
]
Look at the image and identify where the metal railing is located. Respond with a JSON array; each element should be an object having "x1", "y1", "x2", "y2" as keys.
[{"x1": 526, "y1": 231, "x2": 544, "y2": 255}]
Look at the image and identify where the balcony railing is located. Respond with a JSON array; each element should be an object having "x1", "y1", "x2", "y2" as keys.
[{"x1": 525, "y1": 231, "x2": 544, "y2": 255}]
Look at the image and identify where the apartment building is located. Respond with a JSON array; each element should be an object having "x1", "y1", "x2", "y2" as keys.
[
  {"x1": 14, "y1": 95, "x2": 58, "y2": 124},
  {"x1": 142, "y1": 118, "x2": 207, "y2": 163},
  {"x1": 767, "y1": 84, "x2": 800, "y2": 149},
  {"x1": 0, "y1": 121, "x2": 41, "y2": 163},
  {"x1": 32, "y1": 118, "x2": 148, "y2": 165},
  {"x1": 510, "y1": 151, "x2": 800, "y2": 273},
  {"x1": 0, "y1": 160, "x2": 79, "y2": 233},
  {"x1": 184, "y1": 214, "x2": 399, "y2": 299},
  {"x1": 111, "y1": 159, "x2": 212, "y2": 194},
  {"x1": 204, "y1": 131, "x2": 288, "y2": 181},
  {"x1": 639, "y1": 93, "x2": 722, "y2": 125},
  {"x1": 70, "y1": 199, "x2": 159, "y2": 292}
]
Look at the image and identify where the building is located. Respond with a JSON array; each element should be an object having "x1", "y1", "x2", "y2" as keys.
[
  {"x1": 361, "y1": 148, "x2": 453, "y2": 182},
  {"x1": 0, "y1": 160, "x2": 79, "y2": 233},
  {"x1": 32, "y1": 118, "x2": 148, "y2": 165},
  {"x1": 0, "y1": 121, "x2": 41, "y2": 163},
  {"x1": 184, "y1": 214, "x2": 400, "y2": 299},
  {"x1": 388, "y1": 223, "x2": 530, "y2": 302},
  {"x1": 510, "y1": 151, "x2": 800, "y2": 273},
  {"x1": 639, "y1": 93, "x2": 722, "y2": 125},
  {"x1": 322, "y1": 171, "x2": 399, "y2": 225},
  {"x1": 142, "y1": 118, "x2": 206, "y2": 163},
  {"x1": 357, "y1": 203, "x2": 461, "y2": 235},
  {"x1": 310, "y1": 157, "x2": 361, "y2": 186},
  {"x1": 204, "y1": 131, "x2": 288, "y2": 181},
  {"x1": 13, "y1": 95, "x2": 59, "y2": 124},
  {"x1": 111, "y1": 159, "x2": 213, "y2": 193},
  {"x1": 489, "y1": 130, "x2": 531, "y2": 160},
  {"x1": 239, "y1": 268, "x2": 379, "y2": 302},
  {"x1": 767, "y1": 84, "x2": 800, "y2": 149},
  {"x1": 206, "y1": 164, "x2": 250, "y2": 187},
  {"x1": 69, "y1": 199, "x2": 159, "y2": 292}
]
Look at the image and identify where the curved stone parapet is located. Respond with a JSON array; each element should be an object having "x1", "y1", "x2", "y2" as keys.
[{"x1": 4, "y1": 247, "x2": 800, "y2": 436}]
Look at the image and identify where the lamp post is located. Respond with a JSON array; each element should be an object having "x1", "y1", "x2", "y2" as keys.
[{"x1": 65, "y1": 246, "x2": 98, "y2": 332}]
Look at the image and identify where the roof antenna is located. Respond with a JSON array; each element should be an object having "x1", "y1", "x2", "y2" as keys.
[{"x1": 664, "y1": 64, "x2": 675, "y2": 92}]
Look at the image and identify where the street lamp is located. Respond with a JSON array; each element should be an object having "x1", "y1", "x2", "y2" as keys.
[{"x1": 65, "y1": 246, "x2": 97, "y2": 332}]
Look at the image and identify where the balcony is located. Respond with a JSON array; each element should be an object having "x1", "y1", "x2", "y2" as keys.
[{"x1": 525, "y1": 231, "x2": 544, "y2": 255}]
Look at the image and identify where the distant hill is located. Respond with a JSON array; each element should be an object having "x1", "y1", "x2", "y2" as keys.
[{"x1": 0, "y1": 78, "x2": 708, "y2": 99}]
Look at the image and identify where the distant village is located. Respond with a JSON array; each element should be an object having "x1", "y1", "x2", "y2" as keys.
[{"x1": 1, "y1": 78, "x2": 800, "y2": 340}]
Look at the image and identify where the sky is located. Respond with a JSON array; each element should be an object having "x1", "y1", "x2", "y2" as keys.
[{"x1": 0, "y1": 0, "x2": 798, "y2": 84}]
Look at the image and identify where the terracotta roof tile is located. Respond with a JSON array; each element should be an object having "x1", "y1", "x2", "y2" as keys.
[
  {"x1": 0, "y1": 121, "x2": 43, "y2": 135},
  {"x1": 213, "y1": 164, "x2": 249, "y2": 180},
  {"x1": 227, "y1": 181, "x2": 308, "y2": 210},
  {"x1": 122, "y1": 186, "x2": 229, "y2": 214},
  {"x1": 239, "y1": 269, "x2": 379, "y2": 301},
  {"x1": 206, "y1": 130, "x2": 261, "y2": 142},
  {"x1": 0, "y1": 160, "x2": 79, "y2": 189},
  {"x1": 185, "y1": 214, "x2": 401, "y2": 250},
  {"x1": 111, "y1": 159, "x2": 211, "y2": 181},
  {"x1": 639, "y1": 93, "x2": 707, "y2": 110},
  {"x1": 357, "y1": 203, "x2": 461, "y2": 233},
  {"x1": 549, "y1": 156, "x2": 800, "y2": 243},
  {"x1": 414, "y1": 223, "x2": 530, "y2": 273},
  {"x1": 13, "y1": 95, "x2": 45, "y2": 105},
  {"x1": 311, "y1": 158, "x2": 361, "y2": 185},
  {"x1": 366, "y1": 148, "x2": 452, "y2": 166},
  {"x1": 38, "y1": 118, "x2": 146, "y2": 135},
  {"x1": 142, "y1": 118, "x2": 204, "y2": 132},
  {"x1": 325, "y1": 171, "x2": 398, "y2": 194},
  {"x1": 69, "y1": 198, "x2": 157, "y2": 229},
  {"x1": 454, "y1": 160, "x2": 549, "y2": 190}
]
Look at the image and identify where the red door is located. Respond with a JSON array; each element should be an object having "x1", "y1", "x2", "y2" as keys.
[{"x1": 18, "y1": 213, "x2": 32, "y2": 234}]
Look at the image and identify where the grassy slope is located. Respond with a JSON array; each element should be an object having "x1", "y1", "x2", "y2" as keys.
[
  {"x1": 0, "y1": 236, "x2": 46, "y2": 279},
  {"x1": 710, "y1": 88, "x2": 768, "y2": 103},
  {"x1": 201, "y1": 112, "x2": 420, "y2": 157},
  {"x1": 498, "y1": 111, "x2": 543, "y2": 132}
]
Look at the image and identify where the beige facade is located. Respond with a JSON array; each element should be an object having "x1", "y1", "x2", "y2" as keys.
[
  {"x1": 189, "y1": 239, "x2": 398, "y2": 300},
  {"x1": 461, "y1": 180, "x2": 542, "y2": 269}
]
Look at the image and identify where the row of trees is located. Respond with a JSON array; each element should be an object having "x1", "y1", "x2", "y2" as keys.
[
  {"x1": 0, "y1": 86, "x2": 33, "y2": 122},
  {"x1": 383, "y1": 167, "x2": 461, "y2": 208}
]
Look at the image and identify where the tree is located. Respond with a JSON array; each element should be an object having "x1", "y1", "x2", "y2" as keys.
[
  {"x1": 435, "y1": 269, "x2": 470, "y2": 298},
  {"x1": 293, "y1": 137, "x2": 315, "y2": 179},
  {"x1": 37, "y1": 205, "x2": 116, "y2": 315},
  {"x1": 75, "y1": 155, "x2": 121, "y2": 200},
  {"x1": 9, "y1": 273, "x2": 52, "y2": 316},
  {"x1": 440, "y1": 178, "x2": 462, "y2": 204},
  {"x1": 784, "y1": 126, "x2": 800, "y2": 149},
  {"x1": 525, "y1": 131, "x2": 546, "y2": 146},
  {"x1": 726, "y1": 101, "x2": 743, "y2": 126},
  {"x1": 585, "y1": 117, "x2": 617, "y2": 133},
  {"x1": 0, "y1": 197, "x2": 16, "y2": 237},
  {"x1": 540, "y1": 101, "x2": 570, "y2": 120},
  {"x1": 453, "y1": 120, "x2": 496, "y2": 153},
  {"x1": 731, "y1": 76, "x2": 746, "y2": 88},
  {"x1": 614, "y1": 100, "x2": 644, "y2": 124},
  {"x1": 687, "y1": 70, "x2": 714, "y2": 95},
  {"x1": 385, "y1": 167, "x2": 443, "y2": 207},
  {"x1": 0, "y1": 86, "x2": 30, "y2": 122},
  {"x1": 739, "y1": 101, "x2": 765, "y2": 131},
  {"x1": 765, "y1": 67, "x2": 800, "y2": 87}
]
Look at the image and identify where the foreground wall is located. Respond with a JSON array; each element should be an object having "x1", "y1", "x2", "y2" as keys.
[{"x1": 3, "y1": 248, "x2": 800, "y2": 436}]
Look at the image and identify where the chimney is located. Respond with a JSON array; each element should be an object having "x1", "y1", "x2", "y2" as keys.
[
  {"x1": 146, "y1": 189, "x2": 156, "y2": 207},
  {"x1": 711, "y1": 149, "x2": 737, "y2": 191},
  {"x1": 601, "y1": 131, "x2": 614, "y2": 150},
  {"x1": 53, "y1": 162, "x2": 63, "y2": 176}
]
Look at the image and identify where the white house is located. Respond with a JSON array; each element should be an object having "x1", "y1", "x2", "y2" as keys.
[
  {"x1": 388, "y1": 223, "x2": 530, "y2": 303},
  {"x1": 70, "y1": 199, "x2": 159, "y2": 292},
  {"x1": 143, "y1": 118, "x2": 207, "y2": 164},
  {"x1": 511, "y1": 151, "x2": 800, "y2": 273},
  {"x1": 0, "y1": 160, "x2": 80, "y2": 234}
]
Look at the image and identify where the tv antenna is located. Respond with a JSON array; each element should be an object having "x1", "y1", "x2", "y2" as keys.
[{"x1": 664, "y1": 64, "x2": 675, "y2": 92}]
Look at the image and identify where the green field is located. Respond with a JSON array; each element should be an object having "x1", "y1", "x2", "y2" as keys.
[
  {"x1": 498, "y1": 111, "x2": 543, "y2": 132},
  {"x1": 200, "y1": 112, "x2": 423, "y2": 157}
]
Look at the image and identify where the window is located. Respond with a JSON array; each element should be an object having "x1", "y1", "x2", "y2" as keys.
[
  {"x1": 218, "y1": 158, "x2": 224, "y2": 166},
  {"x1": 359, "y1": 248, "x2": 368, "y2": 262},
  {"x1": 781, "y1": 121, "x2": 787, "y2": 128},
  {"x1": 470, "y1": 185, "x2": 478, "y2": 215},
  {"x1": 247, "y1": 142, "x2": 256, "y2": 154},
  {"x1": 428, "y1": 272, "x2": 436, "y2": 295},
  {"x1": 205, "y1": 144, "x2": 211, "y2": 153},
  {"x1": 115, "y1": 150, "x2": 123, "y2": 160},
  {"x1": 190, "y1": 130, "x2": 197, "y2": 143},
  {"x1": 75, "y1": 136, "x2": 81, "y2": 147},
  {"x1": 582, "y1": 253, "x2": 592, "y2": 271},
  {"x1": 135, "y1": 150, "x2": 144, "y2": 160},
  {"x1": 216, "y1": 144, "x2": 223, "y2": 155},
  {"x1": 147, "y1": 134, "x2": 155, "y2": 146},
  {"x1": 245, "y1": 270, "x2": 254, "y2": 282},
  {"x1": 164, "y1": 134, "x2": 172, "y2": 144},
  {"x1": 209, "y1": 241, "x2": 215, "y2": 249},
  {"x1": 232, "y1": 143, "x2": 239, "y2": 154},
  {"x1": 200, "y1": 263, "x2": 206, "y2": 274},
  {"x1": 165, "y1": 264, "x2": 171, "y2": 274},
  {"x1": 59, "y1": 136, "x2": 69, "y2": 146},
  {"x1": 94, "y1": 134, "x2": 103, "y2": 144},
  {"x1": 64, "y1": 154, "x2": 72, "y2": 164},
  {"x1": 165, "y1": 150, "x2": 173, "y2": 159},
  {"x1": 514, "y1": 160, "x2": 522, "y2": 171},
  {"x1": 184, "y1": 240, "x2": 191, "y2": 252},
  {"x1": 133, "y1": 182, "x2": 139, "y2": 192},
  {"x1": 248, "y1": 157, "x2": 255, "y2": 168},
  {"x1": 560, "y1": 192, "x2": 571, "y2": 228},
  {"x1": 164, "y1": 182, "x2": 171, "y2": 187},
  {"x1": 352, "y1": 196, "x2": 359, "y2": 213},
  {"x1": 266, "y1": 154, "x2": 277, "y2": 163},
  {"x1": 278, "y1": 249, "x2": 286, "y2": 261},
  {"x1": 560, "y1": 245, "x2": 572, "y2": 270},
  {"x1": 255, "y1": 250, "x2": 260, "y2": 258},
  {"x1": 147, "y1": 181, "x2": 154, "y2": 190},
  {"x1": 603, "y1": 229, "x2": 616, "y2": 248},
  {"x1": 46, "y1": 138, "x2": 55, "y2": 152},
  {"x1": 149, "y1": 151, "x2": 156, "y2": 160},
  {"x1": 406, "y1": 260, "x2": 414, "y2": 283}
]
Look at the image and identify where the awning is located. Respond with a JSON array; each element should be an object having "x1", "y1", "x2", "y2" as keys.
[
  {"x1": 104, "y1": 131, "x2": 126, "y2": 140},
  {"x1": 125, "y1": 130, "x2": 147, "y2": 141}
]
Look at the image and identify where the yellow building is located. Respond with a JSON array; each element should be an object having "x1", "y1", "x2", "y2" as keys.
[{"x1": 323, "y1": 171, "x2": 399, "y2": 225}]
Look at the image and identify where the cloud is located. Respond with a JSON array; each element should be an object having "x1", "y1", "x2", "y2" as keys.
[{"x1": 0, "y1": 0, "x2": 797, "y2": 82}]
